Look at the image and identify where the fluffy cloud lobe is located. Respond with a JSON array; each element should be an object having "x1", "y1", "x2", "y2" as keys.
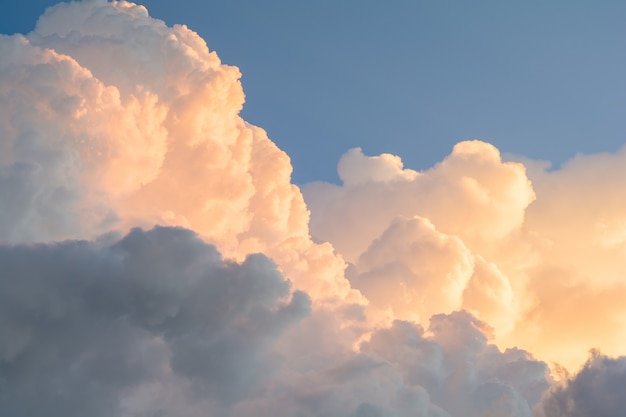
[
  {"x1": 0, "y1": 227, "x2": 310, "y2": 417},
  {"x1": 535, "y1": 352, "x2": 626, "y2": 417},
  {"x1": 1, "y1": 0, "x2": 355, "y2": 305},
  {"x1": 305, "y1": 140, "x2": 626, "y2": 371}
]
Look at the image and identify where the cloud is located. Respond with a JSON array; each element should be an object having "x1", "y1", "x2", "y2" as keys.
[
  {"x1": 350, "y1": 216, "x2": 474, "y2": 323},
  {"x1": 1, "y1": 0, "x2": 626, "y2": 416},
  {"x1": 257, "y1": 312, "x2": 550, "y2": 417},
  {"x1": 305, "y1": 142, "x2": 534, "y2": 264},
  {"x1": 534, "y1": 351, "x2": 626, "y2": 417},
  {"x1": 0, "y1": 33, "x2": 167, "y2": 242},
  {"x1": 0, "y1": 227, "x2": 551, "y2": 417},
  {"x1": 0, "y1": 0, "x2": 357, "y2": 303},
  {"x1": 305, "y1": 143, "x2": 531, "y2": 335},
  {"x1": 304, "y1": 142, "x2": 626, "y2": 372},
  {"x1": 0, "y1": 226, "x2": 309, "y2": 417}
]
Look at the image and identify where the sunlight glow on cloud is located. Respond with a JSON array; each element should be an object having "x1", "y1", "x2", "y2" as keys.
[
  {"x1": 1, "y1": 1, "x2": 625, "y2": 416},
  {"x1": 304, "y1": 141, "x2": 626, "y2": 371}
]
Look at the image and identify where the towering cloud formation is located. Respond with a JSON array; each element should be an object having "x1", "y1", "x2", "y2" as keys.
[
  {"x1": 304, "y1": 139, "x2": 626, "y2": 371},
  {"x1": 306, "y1": 143, "x2": 532, "y2": 336},
  {"x1": 1, "y1": 0, "x2": 355, "y2": 304},
  {"x1": 0, "y1": 1, "x2": 625, "y2": 416}
]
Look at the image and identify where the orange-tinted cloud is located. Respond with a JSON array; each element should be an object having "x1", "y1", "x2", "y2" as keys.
[
  {"x1": 2, "y1": 0, "x2": 357, "y2": 305},
  {"x1": 1, "y1": 1, "x2": 625, "y2": 416},
  {"x1": 305, "y1": 141, "x2": 626, "y2": 371}
]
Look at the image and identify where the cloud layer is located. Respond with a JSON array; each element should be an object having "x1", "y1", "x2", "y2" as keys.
[
  {"x1": 1, "y1": 1, "x2": 625, "y2": 416},
  {"x1": 0, "y1": 229, "x2": 550, "y2": 416}
]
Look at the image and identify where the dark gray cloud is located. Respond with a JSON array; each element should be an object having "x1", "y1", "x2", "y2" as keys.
[
  {"x1": 534, "y1": 352, "x2": 626, "y2": 417},
  {"x1": 0, "y1": 226, "x2": 310, "y2": 417}
]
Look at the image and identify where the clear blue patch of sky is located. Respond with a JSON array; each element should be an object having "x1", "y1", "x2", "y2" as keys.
[{"x1": 3, "y1": 0, "x2": 625, "y2": 184}]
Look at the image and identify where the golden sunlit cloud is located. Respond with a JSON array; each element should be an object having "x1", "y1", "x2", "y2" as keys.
[
  {"x1": 305, "y1": 141, "x2": 626, "y2": 371},
  {"x1": 1, "y1": 1, "x2": 625, "y2": 416}
]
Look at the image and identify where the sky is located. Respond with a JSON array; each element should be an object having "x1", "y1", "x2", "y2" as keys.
[
  {"x1": 3, "y1": 0, "x2": 626, "y2": 183},
  {"x1": 2, "y1": 1, "x2": 626, "y2": 417}
]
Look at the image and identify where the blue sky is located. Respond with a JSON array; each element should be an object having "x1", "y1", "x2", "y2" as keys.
[{"x1": 5, "y1": 0, "x2": 625, "y2": 183}]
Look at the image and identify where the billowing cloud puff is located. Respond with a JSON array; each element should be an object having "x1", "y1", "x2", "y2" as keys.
[
  {"x1": 306, "y1": 144, "x2": 529, "y2": 335},
  {"x1": 232, "y1": 311, "x2": 551, "y2": 417},
  {"x1": 534, "y1": 352, "x2": 626, "y2": 417},
  {"x1": 305, "y1": 142, "x2": 626, "y2": 371},
  {"x1": 305, "y1": 142, "x2": 535, "y2": 265},
  {"x1": 360, "y1": 313, "x2": 551, "y2": 417},
  {"x1": 0, "y1": 33, "x2": 166, "y2": 242},
  {"x1": 0, "y1": 226, "x2": 309, "y2": 417},
  {"x1": 349, "y1": 216, "x2": 517, "y2": 332},
  {"x1": 0, "y1": 234, "x2": 549, "y2": 417},
  {"x1": 350, "y1": 216, "x2": 474, "y2": 322},
  {"x1": 24, "y1": 0, "x2": 281, "y2": 252},
  {"x1": 0, "y1": 0, "x2": 356, "y2": 303},
  {"x1": 337, "y1": 147, "x2": 419, "y2": 186}
]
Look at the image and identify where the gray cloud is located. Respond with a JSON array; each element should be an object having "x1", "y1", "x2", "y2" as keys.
[
  {"x1": 359, "y1": 313, "x2": 551, "y2": 417},
  {"x1": 0, "y1": 226, "x2": 310, "y2": 417},
  {"x1": 534, "y1": 352, "x2": 626, "y2": 417},
  {"x1": 0, "y1": 225, "x2": 550, "y2": 417},
  {"x1": 228, "y1": 311, "x2": 551, "y2": 417}
]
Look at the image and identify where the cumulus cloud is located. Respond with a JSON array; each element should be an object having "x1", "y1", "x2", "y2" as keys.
[
  {"x1": 534, "y1": 352, "x2": 626, "y2": 417},
  {"x1": 238, "y1": 311, "x2": 550, "y2": 417},
  {"x1": 306, "y1": 143, "x2": 531, "y2": 336},
  {"x1": 0, "y1": 226, "x2": 309, "y2": 417},
  {"x1": 350, "y1": 216, "x2": 474, "y2": 322},
  {"x1": 0, "y1": 0, "x2": 356, "y2": 303},
  {"x1": 2, "y1": 0, "x2": 626, "y2": 416},
  {"x1": 360, "y1": 313, "x2": 551, "y2": 417},
  {"x1": 306, "y1": 142, "x2": 534, "y2": 265},
  {"x1": 305, "y1": 141, "x2": 626, "y2": 372},
  {"x1": 0, "y1": 33, "x2": 166, "y2": 242},
  {"x1": 0, "y1": 233, "x2": 549, "y2": 417}
]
